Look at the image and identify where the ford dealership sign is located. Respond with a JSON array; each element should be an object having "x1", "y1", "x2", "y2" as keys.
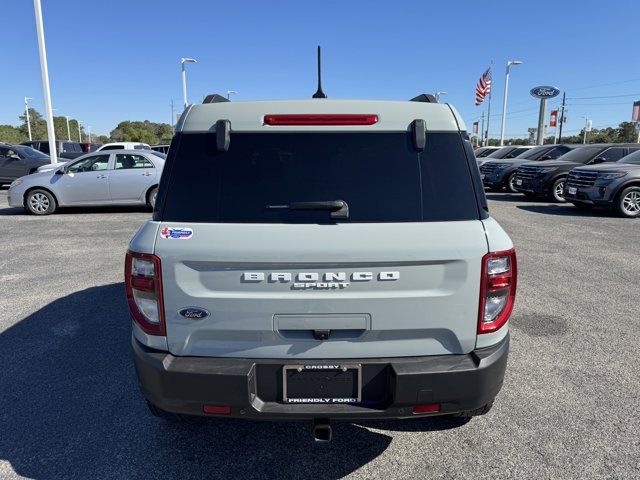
[{"x1": 530, "y1": 86, "x2": 561, "y2": 99}]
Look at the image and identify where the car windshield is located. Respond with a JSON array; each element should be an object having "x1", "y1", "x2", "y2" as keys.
[
  {"x1": 556, "y1": 146, "x2": 603, "y2": 164},
  {"x1": 16, "y1": 146, "x2": 49, "y2": 159},
  {"x1": 618, "y1": 150, "x2": 640, "y2": 165},
  {"x1": 515, "y1": 147, "x2": 548, "y2": 160},
  {"x1": 150, "y1": 151, "x2": 167, "y2": 159},
  {"x1": 486, "y1": 147, "x2": 514, "y2": 159}
]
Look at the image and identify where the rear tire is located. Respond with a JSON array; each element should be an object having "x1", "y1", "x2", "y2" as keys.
[
  {"x1": 549, "y1": 178, "x2": 567, "y2": 203},
  {"x1": 146, "y1": 401, "x2": 198, "y2": 424},
  {"x1": 506, "y1": 173, "x2": 518, "y2": 193},
  {"x1": 25, "y1": 189, "x2": 57, "y2": 215},
  {"x1": 453, "y1": 400, "x2": 494, "y2": 418},
  {"x1": 147, "y1": 187, "x2": 158, "y2": 208},
  {"x1": 616, "y1": 186, "x2": 640, "y2": 218}
]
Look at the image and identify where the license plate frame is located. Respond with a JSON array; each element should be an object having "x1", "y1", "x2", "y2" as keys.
[
  {"x1": 282, "y1": 364, "x2": 362, "y2": 404},
  {"x1": 568, "y1": 186, "x2": 577, "y2": 195}
]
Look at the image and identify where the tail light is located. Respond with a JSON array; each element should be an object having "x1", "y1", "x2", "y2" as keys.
[
  {"x1": 125, "y1": 251, "x2": 165, "y2": 336},
  {"x1": 478, "y1": 249, "x2": 517, "y2": 334}
]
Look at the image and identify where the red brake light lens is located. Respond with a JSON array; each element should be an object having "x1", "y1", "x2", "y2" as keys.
[
  {"x1": 263, "y1": 114, "x2": 379, "y2": 126},
  {"x1": 478, "y1": 249, "x2": 517, "y2": 334},
  {"x1": 125, "y1": 251, "x2": 166, "y2": 336}
]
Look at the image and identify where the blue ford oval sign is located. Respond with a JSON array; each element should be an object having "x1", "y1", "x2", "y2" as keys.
[
  {"x1": 530, "y1": 86, "x2": 560, "y2": 99},
  {"x1": 179, "y1": 307, "x2": 210, "y2": 320}
]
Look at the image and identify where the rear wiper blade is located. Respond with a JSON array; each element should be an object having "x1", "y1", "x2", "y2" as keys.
[{"x1": 266, "y1": 200, "x2": 349, "y2": 220}]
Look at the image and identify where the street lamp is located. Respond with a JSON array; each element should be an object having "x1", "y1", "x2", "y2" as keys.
[
  {"x1": 32, "y1": 0, "x2": 57, "y2": 164},
  {"x1": 434, "y1": 91, "x2": 447, "y2": 102},
  {"x1": 582, "y1": 116, "x2": 591, "y2": 144},
  {"x1": 87, "y1": 125, "x2": 91, "y2": 143},
  {"x1": 499, "y1": 60, "x2": 523, "y2": 146},
  {"x1": 24, "y1": 97, "x2": 33, "y2": 141},
  {"x1": 77, "y1": 121, "x2": 83, "y2": 143},
  {"x1": 65, "y1": 116, "x2": 71, "y2": 140},
  {"x1": 226, "y1": 90, "x2": 237, "y2": 100},
  {"x1": 181, "y1": 57, "x2": 197, "y2": 109}
]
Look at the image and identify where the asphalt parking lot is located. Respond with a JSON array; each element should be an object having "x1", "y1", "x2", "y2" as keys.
[{"x1": 0, "y1": 187, "x2": 638, "y2": 480}]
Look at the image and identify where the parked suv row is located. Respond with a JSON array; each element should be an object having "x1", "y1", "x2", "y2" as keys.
[
  {"x1": 564, "y1": 149, "x2": 640, "y2": 218},
  {"x1": 480, "y1": 145, "x2": 575, "y2": 193},
  {"x1": 512, "y1": 144, "x2": 640, "y2": 202}
]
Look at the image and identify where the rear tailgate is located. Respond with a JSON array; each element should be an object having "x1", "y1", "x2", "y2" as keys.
[{"x1": 155, "y1": 221, "x2": 487, "y2": 358}]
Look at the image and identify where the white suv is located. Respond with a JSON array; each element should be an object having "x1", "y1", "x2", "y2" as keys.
[
  {"x1": 126, "y1": 96, "x2": 517, "y2": 441},
  {"x1": 97, "y1": 142, "x2": 151, "y2": 151}
]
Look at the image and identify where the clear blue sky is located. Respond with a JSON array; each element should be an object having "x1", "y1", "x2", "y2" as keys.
[{"x1": 2, "y1": 0, "x2": 639, "y2": 139}]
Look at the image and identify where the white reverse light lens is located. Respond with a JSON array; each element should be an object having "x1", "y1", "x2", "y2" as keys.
[
  {"x1": 484, "y1": 295, "x2": 508, "y2": 322},
  {"x1": 132, "y1": 291, "x2": 159, "y2": 324},
  {"x1": 487, "y1": 257, "x2": 510, "y2": 275},
  {"x1": 132, "y1": 257, "x2": 156, "y2": 277}
]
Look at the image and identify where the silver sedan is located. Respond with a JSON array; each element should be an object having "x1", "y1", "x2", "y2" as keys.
[{"x1": 8, "y1": 150, "x2": 164, "y2": 215}]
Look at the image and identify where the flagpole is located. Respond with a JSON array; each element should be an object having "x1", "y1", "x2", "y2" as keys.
[
  {"x1": 480, "y1": 112, "x2": 485, "y2": 148},
  {"x1": 484, "y1": 62, "x2": 494, "y2": 146}
]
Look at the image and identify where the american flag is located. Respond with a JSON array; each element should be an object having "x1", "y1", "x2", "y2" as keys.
[{"x1": 475, "y1": 67, "x2": 492, "y2": 106}]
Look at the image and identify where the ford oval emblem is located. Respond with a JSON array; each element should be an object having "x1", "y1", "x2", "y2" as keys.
[
  {"x1": 530, "y1": 86, "x2": 560, "y2": 99},
  {"x1": 179, "y1": 307, "x2": 210, "y2": 320}
]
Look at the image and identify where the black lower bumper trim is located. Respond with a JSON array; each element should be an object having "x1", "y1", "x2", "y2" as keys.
[{"x1": 132, "y1": 334, "x2": 509, "y2": 420}]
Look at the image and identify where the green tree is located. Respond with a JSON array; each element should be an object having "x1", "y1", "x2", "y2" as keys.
[
  {"x1": 110, "y1": 120, "x2": 173, "y2": 144},
  {"x1": 0, "y1": 125, "x2": 27, "y2": 143}
]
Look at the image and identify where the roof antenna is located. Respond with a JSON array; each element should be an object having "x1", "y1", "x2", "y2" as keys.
[{"x1": 312, "y1": 45, "x2": 327, "y2": 99}]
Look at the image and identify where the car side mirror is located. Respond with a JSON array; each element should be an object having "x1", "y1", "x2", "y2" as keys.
[
  {"x1": 591, "y1": 157, "x2": 606, "y2": 164},
  {"x1": 540, "y1": 155, "x2": 552, "y2": 160},
  {"x1": 54, "y1": 168, "x2": 65, "y2": 175},
  {"x1": 9, "y1": 154, "x2": 21, "y2": 160}
]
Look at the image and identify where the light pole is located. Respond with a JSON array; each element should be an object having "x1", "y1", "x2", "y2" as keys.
[
  {"x1": 434, "y1": 91, "x2": 447, "y2": 102},
  {"x1": 226, "y1": 90, "x2": 237, "y2": 100},
  {"x1": 181, "y1": 58, "x2": 197, "y2": 109},
  {"x1": 65, "y1": 116, "x2": 71, "y2": 140},
  {"x1": 87, "y1": 126, "x2": 91, "y2": 143},
  {"x1": 78, "y1": 121, "x2": 82, "y2": 143},
  {"x1": 499, "y1": 60, "x2": 523, "y2": 146},
  {"x1": 24, "y1": 97, "x2": 33, "y2": 141},
  {"x1": 32, "y1": 0, "x2": 57, "y2": 164},
  {"x1": 582, "y1": 117, "x2": 591, "y2": 144}
]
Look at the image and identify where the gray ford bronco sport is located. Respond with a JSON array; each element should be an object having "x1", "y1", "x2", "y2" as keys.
[{"x1": 126, "y1": 93, "x2": 517, "y2": 440}]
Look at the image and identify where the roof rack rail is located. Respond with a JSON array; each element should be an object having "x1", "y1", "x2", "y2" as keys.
[
  {"x1": 410, "y1": 94, "x2": 438, "y2": 103},
  {"x1": 203, "y1": 94, "x2": 230, "y2": 104}
]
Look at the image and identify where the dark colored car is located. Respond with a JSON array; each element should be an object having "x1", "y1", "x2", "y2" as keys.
[
  {"x1": 473, "y1": 146, "x2": 499, "y2": 158},
  {"x1": 151, "y1": 144, "x2": 170, "y2": 154},
  {"x1": 21, "y1": 140, "x2": 85, "y2": 160},
  {"x1": 513, "y1": 144, "x2": 640, "y2": 202},
  {"x1": 81, "y1": 143, "x2": 102, "y2": 153},
  {"x1": 0, "y1": 143, "x2": 50, "y2": 185},
  {"x1": 564, "y1": 149, "x2": 640, "y2": 217},
  {"x1": 480, "y1": 145, "x2": 574, "y2": 192},
  {"x1": 483, "y1": 145, "x2": 532, "y2": 160}
]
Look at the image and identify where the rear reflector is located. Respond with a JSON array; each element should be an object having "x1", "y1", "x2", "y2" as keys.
[
  {"x1": 413, "y1": 404, "x2": 441, "y2": 414},
  {"x1": 264, "y1": 114, "x2": 378, "y2": 126},
  {"x1": 203, "y1": 405, "x2": 231, "y2": 415}
]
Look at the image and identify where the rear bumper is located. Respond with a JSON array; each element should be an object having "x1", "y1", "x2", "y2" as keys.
[{"x1": 132, "y1": 334, "x2": 509, "y2": 420}]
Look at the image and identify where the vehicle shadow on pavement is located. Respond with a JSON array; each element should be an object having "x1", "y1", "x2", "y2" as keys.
[
  {"x1": 0, "y1": 283, "x2": 466, "y2": 480},
  {"x1": 516, "y1": 204, "x2": 618, "y2": 218},
  {"x1": 485, "y1": 193, "x2": 536, "y2": 203}
]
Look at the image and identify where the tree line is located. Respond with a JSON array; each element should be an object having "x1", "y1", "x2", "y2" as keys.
[
  {"x1": 488, "y1": 121, "x2": 639, "y2": 146},
  {"x1": 0, "y1": 109, "x2": 173, "y2": 146}
]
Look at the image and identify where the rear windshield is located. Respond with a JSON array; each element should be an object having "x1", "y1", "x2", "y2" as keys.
[{"x1": 159, "y1": 132, "x2": 479, "y2": 223}]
